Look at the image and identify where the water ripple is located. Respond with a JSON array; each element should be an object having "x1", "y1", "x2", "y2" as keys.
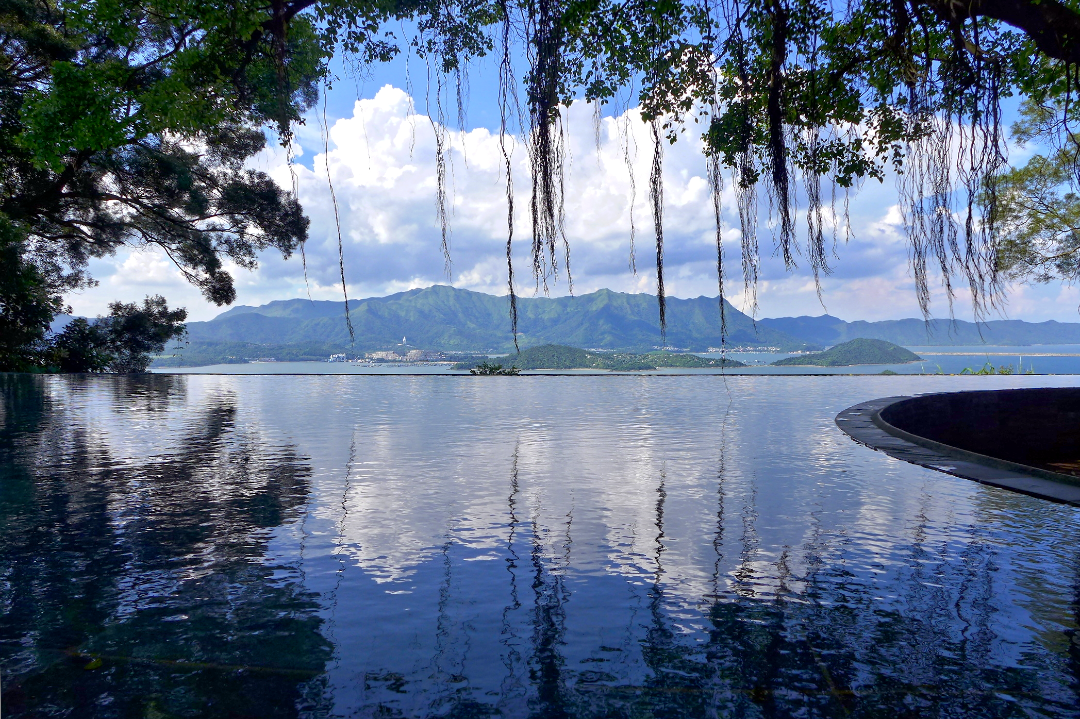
[{"x1": 2, "y1": 373, "x2": 1079, "y2": 717}]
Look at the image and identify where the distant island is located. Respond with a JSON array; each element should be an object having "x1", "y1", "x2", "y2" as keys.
[
  {"x1": 455, "y1": 344, "x2": 746, "y2": 371},
  {"x1": 772, "y1": 339, "x2": 922, "y2": 367}
]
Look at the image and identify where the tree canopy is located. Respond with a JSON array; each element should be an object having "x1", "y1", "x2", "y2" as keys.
[
  {"x1": 4, "y1": 0, "x2": 1080, "y2": 369},
  {"x1": 0, "y1": 0, "x2": 321, "y2": 369}
]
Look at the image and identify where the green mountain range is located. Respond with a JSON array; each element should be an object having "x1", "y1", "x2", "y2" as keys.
[
  {"x1": 183, "y1": 285, "x2": 810, "y2": 354},
  {"x1": 759, "y1": 314, "x2": 1080, "y2": 347},
  {"x1": 156, "y1": 285, "x2": 1080, "y2": 367}
]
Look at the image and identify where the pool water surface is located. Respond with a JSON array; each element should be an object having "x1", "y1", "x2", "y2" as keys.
[{"x1": 2, "y1": 373, "x2": 1079, "y2": 717}]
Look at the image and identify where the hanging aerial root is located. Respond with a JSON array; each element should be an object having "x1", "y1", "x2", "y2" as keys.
[
  {"x1": 765, "y1": 0, "x2": 795, "y2": 266},
  {"x1": 707, "y1": 139, "x2": 727, "y2": 340},
  {"x1": 805, "y1": 129, "x2": 829, "y2": 305},
  {"x1": 593, "y1": 100, "x2": 603, "y2": 165},
  {"x1": 323, "y1": 90, "x2": 354, "y2": 340},
  {"x1": 725, "y1": 1, "x2": 760, "y2": 320},
  {"x1": 526, "y1": 0, "x2": 568, "y2": 292},
  {"x1": 736, "y1": 151, "x2": 759, "y2": 319},
  {"x1": 427, "y1": 64, "x2": 453, "y2": 279},
  {"x1": 620, "y1": 109, "x2": 638, "y2": 275},
  {"x1": 499, "y1": 0, "x2": 519, "y2": 350},
  {"x1": 650, "y1": 118, "x2": 666, "y2": 339}
]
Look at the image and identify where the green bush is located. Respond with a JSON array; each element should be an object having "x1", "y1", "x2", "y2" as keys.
[{"x1": 469, "y1": 362, "x2": 521, "y2": 376}]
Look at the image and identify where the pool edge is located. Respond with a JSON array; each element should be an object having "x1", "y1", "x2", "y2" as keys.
[{"x1": 835, "y1": 395, "x2": 1080, "y2": 506}]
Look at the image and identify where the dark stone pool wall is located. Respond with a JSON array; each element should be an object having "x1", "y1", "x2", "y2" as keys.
[
  {"x1": 879, "y1": 387, "x2": 1080, "y2": 470},
  {"x1": 836, "y1": 388, "x2": 1080, "y2": 505}
]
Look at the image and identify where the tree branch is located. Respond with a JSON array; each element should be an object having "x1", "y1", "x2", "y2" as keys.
[{"x1": 923, "y1": 0, "x2": 1080, "y2": 65}]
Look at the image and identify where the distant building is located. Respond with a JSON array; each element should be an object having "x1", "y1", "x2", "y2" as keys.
[
  {"x1": 368, "y1": 351, "x2": 404, "y2": 361},
  {"x1": 327, "y1": 353, "x2": 347, "y2": 362},
  {"x1": 408, "y1": 350, "x2": 445, "y2": 361}
]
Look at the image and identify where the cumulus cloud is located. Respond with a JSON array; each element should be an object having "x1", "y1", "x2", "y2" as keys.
[{"x1": 66, "y1": 84, "x2": 1073, "y2": 323}]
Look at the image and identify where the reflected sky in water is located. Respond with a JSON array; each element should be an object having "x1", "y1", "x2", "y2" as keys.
[{"x1": 2, "y1": 373, "x2": 1080, "y2": 718}]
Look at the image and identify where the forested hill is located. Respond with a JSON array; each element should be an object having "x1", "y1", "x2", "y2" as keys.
[
  {"x1": 772, "y1": 339, "x2": 921, "y2": 367},
  {"x1": 185, "y1": 286, "x2": 812, "y2": 353},
  {"x1": 454, "y1": 344, "x2": 747, "y2": 371},
  {"x1": 760, "y1": 314, "x2": 1080, "y2": 347}
]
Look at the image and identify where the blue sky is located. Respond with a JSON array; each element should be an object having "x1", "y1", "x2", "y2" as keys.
[{"x1": 71, "y1": 52, "x2": 1080, "y2": 324}]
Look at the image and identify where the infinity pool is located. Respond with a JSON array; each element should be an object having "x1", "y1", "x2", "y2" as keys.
[{"x1": 2, "y1": 373, "x2": 1079, "y2": 717}]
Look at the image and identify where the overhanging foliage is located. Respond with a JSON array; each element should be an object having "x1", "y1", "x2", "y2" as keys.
[{"x1": 5, "y1": 0, "x2": 1080, "y2": 368}]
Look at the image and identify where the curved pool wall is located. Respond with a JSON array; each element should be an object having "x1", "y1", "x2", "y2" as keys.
[{"x1": 837, "y1": 388, "x2": 1080, "y2": 505}]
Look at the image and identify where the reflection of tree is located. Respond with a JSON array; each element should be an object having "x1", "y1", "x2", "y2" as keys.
[
  {"x1": 0, "y1": 375, "x2": 331, "y2": 718},
  {"x1": 500, "y1": 442, "x2": 526, "y2": 707},
  {"x1": 0, "y1": 374, "x2": 50, "y2": 442},
  {"x1": 104, "y1": 373, "x2": 186, "y2": 414},
  {"x1": 324, "y1": 433, "x2": 356, "y2": 678},
  {"x1": 525, "y1": 564, "x2": 1069, "y2": 718},
  {"x1": 527, "y1": 483, "x2": 572, "y2": 719},
  {"x1": 567, "y1": 540, "x2": 1071, "y2": 718},
  {"x1": 428, "y1": 539, "x2": 463, "y2": 713},
  {"x1": 969, "y1": 490, "x2": 1080, "y2": 708},
  {"x1": 496, "y1": 419, "x2": 1074, "y2": 718}
]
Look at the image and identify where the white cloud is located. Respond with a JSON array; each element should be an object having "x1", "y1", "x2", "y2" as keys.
[{"x1": 66, "y1": 85, "x2": 1080, "y2": 324}]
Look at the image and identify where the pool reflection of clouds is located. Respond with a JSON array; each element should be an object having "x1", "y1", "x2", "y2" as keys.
[{"x1": 7, "y1": 373, "x2": 1080, "y2": 716}]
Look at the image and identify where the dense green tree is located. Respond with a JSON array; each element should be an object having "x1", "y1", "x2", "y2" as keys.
[
  {"x1": 44, "y1": 295, "x2": 187, "y2": 373},
  {"x1": 0, "y1": 0, "x2": 324, "y2": 305},
  {"x1": 46, "y1": 318, "x2": 113, "y2": 373},
  {"x1": 99, "y1": 295, "x2": 189, "y2": 372},
  {"x1": 995, "y1": 151, "x2": 1080, "y2": 283},
  {"x1": 0, "y1": 0, "x2": 485, "y2": 369},
  {"x1": 0, "y1": 0, "x2": 327, "y2": 370},
  {"x1": 499, "y1": 0, "x2": 1080, "y2": 324},
  {"x1": 994, "y1": 101, "x2": 1080, "y2": 283},
  {"x1": 0, "y1": 224, "x2": 64, "y2": 371}
]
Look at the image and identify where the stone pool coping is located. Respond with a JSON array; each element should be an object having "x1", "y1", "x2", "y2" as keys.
[{"x1": 835, "y1": 395, "x2": 1080, "y2": 506}]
